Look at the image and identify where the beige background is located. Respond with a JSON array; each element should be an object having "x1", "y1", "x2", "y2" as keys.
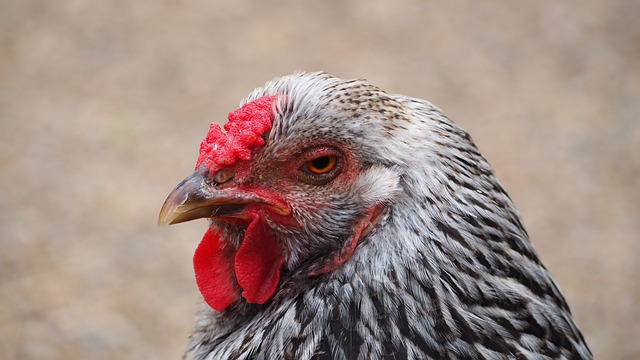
[{"x1": 1, "y1": 1, "x2": 638, "y2": 359}]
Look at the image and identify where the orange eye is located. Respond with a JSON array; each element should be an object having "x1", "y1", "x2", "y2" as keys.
[{"x1": 306, "y1": 155, "x2": 337, "y2": 174}]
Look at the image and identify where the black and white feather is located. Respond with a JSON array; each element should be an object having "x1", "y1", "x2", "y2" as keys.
[{"x1": 185, "y1": 72, "x2": 592, "y2": 360}]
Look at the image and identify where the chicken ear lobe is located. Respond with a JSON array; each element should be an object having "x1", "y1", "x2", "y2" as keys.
[{"x1": 309, "y1": 205, "x2": 385, "y2": 276}]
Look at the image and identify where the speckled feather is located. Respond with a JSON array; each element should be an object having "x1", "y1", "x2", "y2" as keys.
[{"x1": 185, "y1": 72, "x2": 592, "y2": 360}]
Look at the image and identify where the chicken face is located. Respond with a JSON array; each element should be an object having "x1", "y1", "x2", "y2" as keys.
[{"x1": 159, "y1": 74, "x2": 401, "y2": 311}]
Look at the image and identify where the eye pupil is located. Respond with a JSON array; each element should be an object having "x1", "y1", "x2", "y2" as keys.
[
  {"x1": 311, "y1": 156, "x2": 330, "y2": 170},
  {"x1": 306, "y1": 155, "x2": 337, "y2": 174}
]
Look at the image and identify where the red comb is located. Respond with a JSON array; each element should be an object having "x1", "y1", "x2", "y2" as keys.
[{"x1": 196, "y1": 95, "x2": 278, "y2": 171}]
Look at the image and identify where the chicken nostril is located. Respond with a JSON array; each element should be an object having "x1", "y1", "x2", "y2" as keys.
[{"x1": 212, "y1": 168, "x2": 234, "y2": 184}]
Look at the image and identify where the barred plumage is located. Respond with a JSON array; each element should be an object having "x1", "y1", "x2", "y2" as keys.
[{"x1": 160, "y1": 72, "x2": 592, "y2": 359}]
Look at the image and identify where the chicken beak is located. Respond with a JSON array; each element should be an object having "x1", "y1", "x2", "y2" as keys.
[{"x1": 158, "y1": 169, "x2": 270, "y2": 226}]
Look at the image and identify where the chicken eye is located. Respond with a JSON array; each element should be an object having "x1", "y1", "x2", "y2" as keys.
[
  {"x1": 298, "y1": 148, "x2": 343, "y2": 185},
  {"x1": 306, "y1": 155, "x2": 337, "y2": 174}
]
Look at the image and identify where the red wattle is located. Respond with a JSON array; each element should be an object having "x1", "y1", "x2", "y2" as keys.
[
  {"x1": 235, "y1": 213, "x2": 284, "y2": 304},
  {"x1": 193, "y1": 228, "x2": 240, "y2": 311}
]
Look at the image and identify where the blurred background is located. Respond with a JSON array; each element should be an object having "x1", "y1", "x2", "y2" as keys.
[{"x1": 1, "y1": 0, "x2": 638, "y2": 358}]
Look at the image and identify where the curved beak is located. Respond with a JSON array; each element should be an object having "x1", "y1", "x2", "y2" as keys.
[{"x1": 158, "y1": 169, "x2": 274, "y2": 226}]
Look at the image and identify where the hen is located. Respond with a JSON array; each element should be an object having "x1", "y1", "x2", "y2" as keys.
[{"x1": 159, "y1": 72, "x2": 592, "y2": 359}]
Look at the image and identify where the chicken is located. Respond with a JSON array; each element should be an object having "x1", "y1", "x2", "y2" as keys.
[{"x1": 159, "y1": 72, "x2": 592, "y2": 359}]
